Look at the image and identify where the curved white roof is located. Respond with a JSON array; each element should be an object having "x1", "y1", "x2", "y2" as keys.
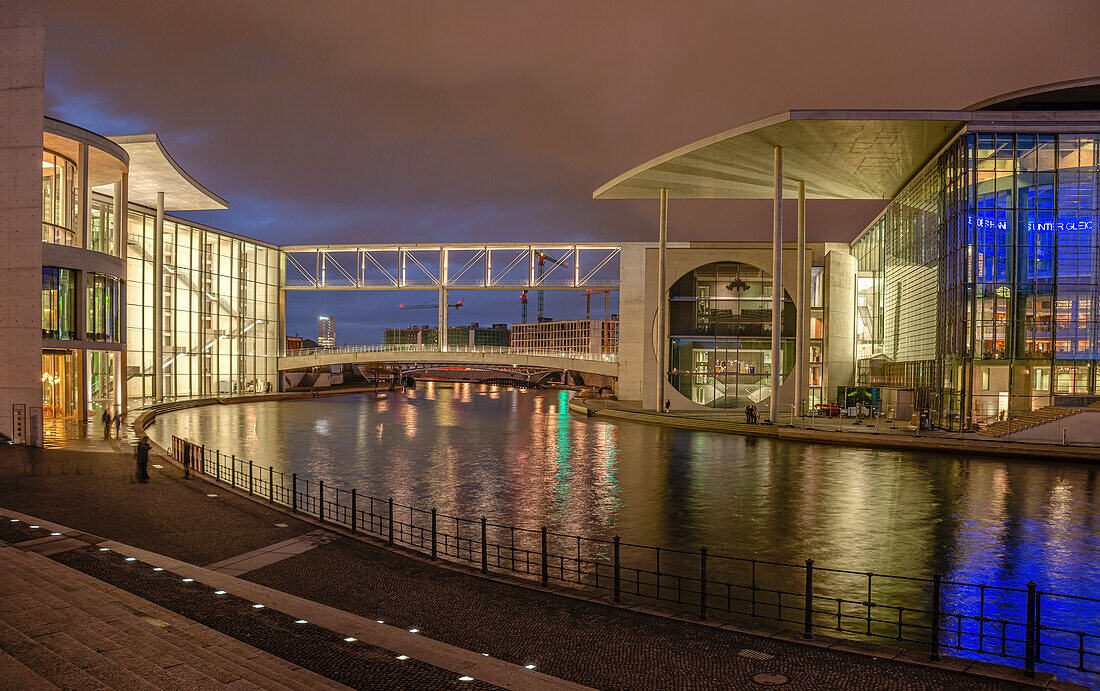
[{"x1": 108, "y1": 133, "x2": 227, "y2": 211}]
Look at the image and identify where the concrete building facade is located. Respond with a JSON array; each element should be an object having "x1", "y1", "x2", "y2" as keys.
[{"x1": 509, "y1": 318, "x2": 618, "y2": 357}]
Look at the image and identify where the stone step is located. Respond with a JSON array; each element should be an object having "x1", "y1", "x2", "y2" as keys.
[
  {"x1": 0, "y1": 648, "x2": 57, "y2": 690},
  {"x1": 0, "y1": 546, "x2": 344, "y2": 690}
]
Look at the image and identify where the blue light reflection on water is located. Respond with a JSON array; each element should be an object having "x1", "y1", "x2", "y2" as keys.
[{"x1": 148, "y1": 384, "x2": 1100, "y2": 686}]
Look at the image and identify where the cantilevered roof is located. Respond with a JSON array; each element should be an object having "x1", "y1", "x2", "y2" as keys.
[
  {"x1": 108, "y1": 133, "x2": 228, "y2": 211},
  {"x1": 594, "y1": 110, "x2": 969, "y2": 201}
]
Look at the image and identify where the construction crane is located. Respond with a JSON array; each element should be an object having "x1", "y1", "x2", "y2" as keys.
[
  {"x1": 536, "y1": 252, "x2": 567, "y2": 321},
  {"x1": 399, "y1": 298, "x2": 463, "y2": 311},
  {"x1": 520, "y1": 290, "x2": 528, "y2": 324},
  {"x1": 585, "y1": 289, "x2": 611, "y2": 320}
]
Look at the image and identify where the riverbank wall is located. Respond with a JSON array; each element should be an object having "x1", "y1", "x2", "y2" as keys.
[{"x1": 568, "y1": 398, "x2": 1100, "y2": 462}]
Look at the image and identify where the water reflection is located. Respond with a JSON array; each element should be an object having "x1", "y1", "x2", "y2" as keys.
[{"x1": 149, "y1": 384, "x2": 1100, "y2": 678}]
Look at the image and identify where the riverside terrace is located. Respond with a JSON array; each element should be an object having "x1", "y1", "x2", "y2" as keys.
[{"x1": 0, "y1": 436, "x2": 1090, "y2": 690}]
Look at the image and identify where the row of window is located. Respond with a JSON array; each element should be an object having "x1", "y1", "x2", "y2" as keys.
[{"x1": 41, "y1": 267, "x2": 120, "y2": 342}]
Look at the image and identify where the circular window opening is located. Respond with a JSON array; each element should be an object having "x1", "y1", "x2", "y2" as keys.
[{"x1": 667, "y1": 261, "x2": 795, "y2": 409}]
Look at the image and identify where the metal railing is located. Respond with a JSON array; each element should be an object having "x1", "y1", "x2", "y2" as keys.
[
  {"x1": 176, "y1": 441, "x2": 1098, "y2": 684},
  {"x1": 284, "y1": 343, "x2": 618, "y2": 364}
]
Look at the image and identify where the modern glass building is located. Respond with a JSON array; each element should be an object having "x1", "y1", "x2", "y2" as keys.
[{"x1": 597, "y1": 78, "x2": 1100, "y2": 426}]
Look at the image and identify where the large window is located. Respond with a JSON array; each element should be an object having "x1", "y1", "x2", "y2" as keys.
[
  {"x1": 126, "y1": 210, "x2": 279, "y2": 405},
  {"x1": 86, "y1": 273, "x2": 120, "y2": 342},
  {"x1": 667, "y1": 261, "x2": 795, "y2": 408},
  {"x1": 42, "y1": 350, "x2": 79, "y2": 420},
  {"x1": 42, "y1": 267, "x2": 77, "y2": 340},
  {"x1": 42, "y1": 150, "x2": 78, "y2": 247},
  {"x1": 88, "y1": 197, "x2": 116, "y2": 256}
]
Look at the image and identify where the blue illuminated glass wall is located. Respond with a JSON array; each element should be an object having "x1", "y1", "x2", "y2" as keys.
[{"x1": 853, "y1": 132, "x2": 1100, "y2": 428}]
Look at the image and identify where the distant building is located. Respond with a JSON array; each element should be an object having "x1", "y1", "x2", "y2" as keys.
[
  {"x1": 317, "y1": 315, "x2": 335, "y2": 347},
  {"x1": 510, "y1": 317, "x2": 619, "y2": 357},
  {"x1": 384, "y1": 323, "x2": 510, "y2": 348},
  {"x1": 285, "y1": 336, "x2": 318, "y2": 352}
]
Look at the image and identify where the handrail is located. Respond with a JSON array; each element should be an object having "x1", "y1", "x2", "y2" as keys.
[
  {"x1": 283, "y1": 343, "x2": 618, "y2": 363},
  {"x1": 168, "y1": 431, "x2": 1097, "y2": 685}
]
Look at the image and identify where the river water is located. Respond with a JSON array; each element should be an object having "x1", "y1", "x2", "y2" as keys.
[{"x1": 149, "y1": 383, "x2": 1100, "y2": 683}]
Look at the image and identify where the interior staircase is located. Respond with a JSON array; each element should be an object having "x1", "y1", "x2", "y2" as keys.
[{"x1": 977, "y1": 405, "x2": 1087, "y2": 438}]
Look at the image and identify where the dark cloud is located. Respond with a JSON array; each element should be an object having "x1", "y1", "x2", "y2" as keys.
[{"x1": 43, "y1": 1, "x2": 1100, "y2": 340}]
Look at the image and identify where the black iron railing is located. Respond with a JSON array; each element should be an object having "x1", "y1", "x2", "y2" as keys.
[{"x1": 176, "y1": 440, "x2": 1098, "y2": 684}]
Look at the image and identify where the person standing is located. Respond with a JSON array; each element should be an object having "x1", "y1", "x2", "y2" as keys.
[
  {"x1": 101, "y1": 409, "x2": 111, "y2": 439},
  {"x1": 136, "y1": 436, "x2": 151, "y2": 483}
]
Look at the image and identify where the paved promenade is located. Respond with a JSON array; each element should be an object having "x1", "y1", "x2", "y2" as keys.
[{"x1": 0, "y1": 444, "x2": 1085, "y2": 689}]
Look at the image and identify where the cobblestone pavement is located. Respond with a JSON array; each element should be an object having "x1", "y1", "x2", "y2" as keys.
[{"x1": 0, "y1": 445, "x2": 1070, "y2": 690}]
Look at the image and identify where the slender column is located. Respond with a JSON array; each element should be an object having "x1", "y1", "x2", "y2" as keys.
[
  {"x1": 657, "y1": 188, "x2": 668, "y2": 411},
  {"x1": 770, "y1": 148, "x2": 783, "y2": 424},
  {"x1": 439, "y1": 247, "x2": 448, "y2": 352},
  {"x1": 153, "y1": 191, "x2": 165, "y2": 401},
  {"x1": 438, "y1": 288, "x2": 448, "y2": 352},
  {"x1": 78, "y1": 143, "x2": 89, "y2": 248},
  {"x1": 795, "y1": 180, "x2": 806, "y2": 415}
]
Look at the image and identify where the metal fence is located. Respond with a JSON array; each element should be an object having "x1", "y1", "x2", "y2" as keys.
[{"x1": 178, "y1": 441, "x2": 1098, "y2": 683}]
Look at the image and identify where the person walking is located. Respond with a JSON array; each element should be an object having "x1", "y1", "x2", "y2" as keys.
[
  {"x1": 101, "y1": 409, "x2": 111, "y2": 439},
  {"x1": 113, "y1": 410, "x2": 122, "y2": 439},
  {"x1": 135, "y1": 436, "x2": 151, "y2": 483}
]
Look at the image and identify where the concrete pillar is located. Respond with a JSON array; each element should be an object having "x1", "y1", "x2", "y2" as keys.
[
  {"x1": 438, "y1": 287, "x2": 449, "y2": 352},
  {"x1": 277, "y1": 252, "x2": 286, "y2": 356},
  {"x1": 0, "y1": 1, "x2": 45, "y2": 444},
  {"x1": 795, "y1": 180, "x2": 806, "y2": 415},
  {"x1": 153, "y1": 191, "x2": 164, "y2": 400},
  {"x1": 657, "y1": 188, "x2": 668, "y2": 411},
  {"x1": 770, "y1": 147, "x2": 783, "y2": 423}
]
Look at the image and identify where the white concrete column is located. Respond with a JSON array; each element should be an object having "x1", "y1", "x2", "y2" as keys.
[
  {"x1": 657, "y1": 187, "x2": 668, "y2": 412},
  {"x1": 770, "y1": 147, "x2": 783, "y2": 424},
  {"x1": 153, "y1": 191, "x2": 164, "y2": 400},
  {"x1": 78, "y1": 143, "x2": 89, "y2": 249},
  {"x1": 795, "y1": 180, "x2": 806, "y2": 416},
  {"x1": 438, "y1": 287, "x2": 449, "y2": 352}
]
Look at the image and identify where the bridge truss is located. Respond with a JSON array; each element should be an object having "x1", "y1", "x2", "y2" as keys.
[{"x1": 280, "y1": 243, "x2": 620, "y2": 292}]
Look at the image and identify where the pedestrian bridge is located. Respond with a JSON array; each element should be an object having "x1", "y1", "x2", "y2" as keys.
[{"x1": 277, "y1": 345, "x2": 619, "y2": 378}]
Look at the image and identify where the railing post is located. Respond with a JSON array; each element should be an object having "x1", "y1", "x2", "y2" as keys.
[
  {"x1": 699, "y1": 547, "x2": 708, "y2": 619},
  {"x1": 388, "y1": 497, "x2": 394, "y2": 545},
  {"x1": 231, "y1": 455, "x2": 236, "y2": 487},
  {"x1": 931, "y1": 573, "x2": 942, "y2": 661},
  {"x1": 291, "y1": 473, "x2": 297, "y2": 513},
  {"x1": 804, "y1": 558, "x2": 814, "y2": 638},
  {"x1": 268, "y1": 466, "x2": 274, "y2": 504},
  {"x1": 1025, "y1": 581, "x2": 1037, "y2": 677},
  {"x1": 430, "y1": 508, "x2": 437, "y2": 560},
  {"x1": 481, "y1": 517, "x2": 488, "y2": 573},
  {"x1": 350, "y1": 488, "x2": 357, "y2": 533},
  {"x1": 216, "y1": 450, "x2": 221, "y2": 480},
  {"x1": 541, "y1": 526, "x2": 549, "y2": 587},
  {"x1": 200, "y1": 444, "x2": 205, "y2": 475},
  {"x1": 613, "y1": 536, "x2": 621, "y2": 602},
  {"x1": 248, "y1": 460, "x2": 253, "y2": 495},
  {"x1": 318, "y1": 480, "x2": 325, "y2": 523}
]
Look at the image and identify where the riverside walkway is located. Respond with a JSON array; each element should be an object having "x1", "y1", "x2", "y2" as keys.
[
  {"x1": 0, "y1": 443, "x2": 1084, "y2": 690},
  {"x1": 570, "y1": 398, "x2": 1100, "y2": 461}
]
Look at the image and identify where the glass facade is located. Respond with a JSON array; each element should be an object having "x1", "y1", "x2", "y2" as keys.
[
  {"x1": 667, "y1": 261, "x2": 795, "y2": 408},
  {"x1": 88, "y1": 196, "x2": 117, "y2": 256},
  {"x1": 41, "y1": 267, "x2": 78, "y2": 340},
  {"x1": 851, "y1": 131, "x2": 1100, "y2": 428},
  {"x1": 126, "y1": 210, "x2": 279, "y2": 405},
  {"x1": 42, "y1": 150, "x2": 78, "y2": 247}
]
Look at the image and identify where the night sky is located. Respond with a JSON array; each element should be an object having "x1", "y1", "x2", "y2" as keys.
[{"x1": 44, "y1": 1, "x2": 1100, "y2": 342}]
